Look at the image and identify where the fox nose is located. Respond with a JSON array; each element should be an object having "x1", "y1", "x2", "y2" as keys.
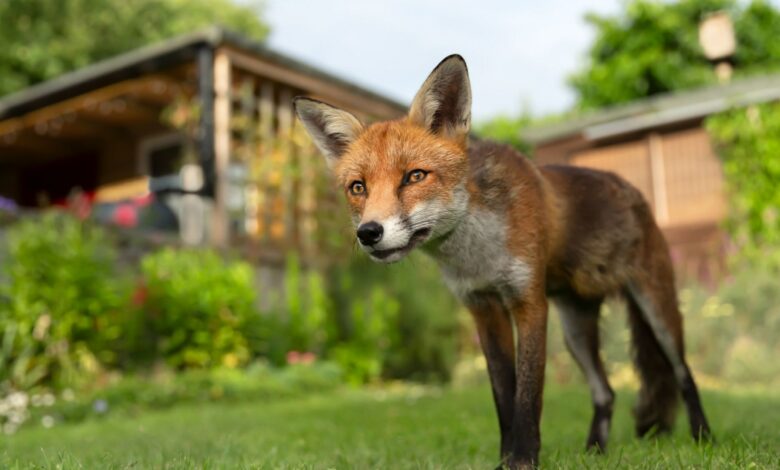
[{"x1": 357, "y1": 221, "x2": 384, "y2": 246}]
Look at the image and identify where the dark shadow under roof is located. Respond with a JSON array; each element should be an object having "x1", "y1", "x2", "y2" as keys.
[{"x1": 0, "y1": 26, "x2": 407, "y2": 121}]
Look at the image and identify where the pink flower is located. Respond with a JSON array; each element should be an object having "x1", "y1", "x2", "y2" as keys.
[
  {"x1": 287, "y1": 351, "x2": 316, "y2": 365},
  {"x1": 300, "y1": 352, "x2": 316, "y2": 365},
  {"x1": 113, "y1": 204, "x2": 138, "y2": 227},
  {"x1": 286, "y1": 351, "x2": 301, "y2": 365}
]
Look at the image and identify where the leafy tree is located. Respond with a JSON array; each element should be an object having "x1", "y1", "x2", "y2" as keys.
[
  {"x1": 476, "y1": 110, "x2": 574, "y2": 155},
  {"x1": 707, "y1": 104, "x2": 780, "y2": 268},
  {"x1": 570, "y1": 0, "x2": 780, "y2": 110},
  {"x1": 475, "y1": 113, "x2": 534, "y2": 154},
  {"x1": 0, "y1": 0, "x2": 270, "y2": 97}
]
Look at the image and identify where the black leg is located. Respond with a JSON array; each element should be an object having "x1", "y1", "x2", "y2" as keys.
[
  {"x1": 466, "y1": 292, "x2": 517, "y2": 462},
  {"x1": 555, "y1": 295, "x2": 615, "y2": 452},
  {"x1": 507, "y1": 293, "x2": 548, "y2": 469},
  {"x1": 680, "y1": 364, "x2": 712, "y2": 442}
]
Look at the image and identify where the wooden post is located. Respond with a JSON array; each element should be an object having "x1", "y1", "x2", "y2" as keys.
[
  {"x1": 239, "y1": 79, "x2": 259, "y2": 237},
  {"x1": 277, "y1": 87, "x2": 295, "y2": 246},
  {"x1": 257, "y1": 81, "x2": 275, "y2": 242},
  {"x1": 297, "y1": 123, "x2": 317, "y2": 260},
  {"x1": 212, "y1": 49, "x2": 232, "y2": 247},
  {"x1": 198, "y1": 47, "x2": 215, "y2": 190},
  {"x1": 648, "y1": 132, "x2": 670, "y2": 226}
]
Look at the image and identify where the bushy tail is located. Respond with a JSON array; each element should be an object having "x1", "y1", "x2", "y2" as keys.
[{"x1": 625, "y1": 292, "x2": 679, "y2": 437}]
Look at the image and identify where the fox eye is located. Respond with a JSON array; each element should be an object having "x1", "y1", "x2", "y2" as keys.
[
  {"x1": 404, "y1": 169, "x2": 428, "y2": 185},
  {"x1": 349, "y1": 180, "x2": 366, "y2": 195}
]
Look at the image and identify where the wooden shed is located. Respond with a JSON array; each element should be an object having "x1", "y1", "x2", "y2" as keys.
[
  {"x1": 523, "y1": 75, "x2": 780, "y2": 282},
  {"x1": 0, "y1": 27, "x2": 405, "y2": 262}
]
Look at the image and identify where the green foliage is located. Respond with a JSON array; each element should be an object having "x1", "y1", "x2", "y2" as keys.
[
  {"x1": 242, "y1": 255, "x2": 332, "y2": 367},
  {"x1": 0, "y1": 213, "x2": 128, "y2": 389},
  {"x1": 280, "y1": 254, "x2": 330, "y2": 355},
  {"x1": 0, "y1": 0, "x2": 270, "y2": 96},
  {"x1": 706, "y1": 103, "x2": 780, "y2": 266},
  {"x1": 1, "y1": 212, "x2": 466, "y2": 390},
  {"x1": 570, "y1": 0, "x2": 780, "y2": 110},
  {"x1": 475, "y1": 113, "x2": 534, "y2": 154},
  {"x1": 714, "y1": 266, "x2": 780, "y2": 382},
  {"x1": 329, "y1": 254, "x2": 463, "y2": 383},
  {"x1": 247, "y1": 253, "x2": 462, "y2": 385},
  {"x1": 34, "y1": 362, "x2": 342, "y2": 426},
  {"x1": 329, "y1": 286, "x2": 399, "y2": 385},
  {"x1": 679, "y1": 264, "x2": 780, "y2": 385},
  {"x1": 138, "y1": 248, "x2": 257, "y2": 370},
  {"x1": 0, "y1": 324, "x2": 47, "y2": 396}
]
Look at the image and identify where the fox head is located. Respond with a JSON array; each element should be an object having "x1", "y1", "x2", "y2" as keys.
[{"x1": 294, "y1": 55, "x2": 472, "y2": 263}]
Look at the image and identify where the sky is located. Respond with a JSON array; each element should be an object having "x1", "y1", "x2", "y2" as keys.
[{"x1": 264, "y1": 0, "x2": 622, "y2": 121}]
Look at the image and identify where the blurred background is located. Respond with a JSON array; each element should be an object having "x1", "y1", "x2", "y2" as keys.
[{"x1": 0, "y1": 0, "x2": 779, "y2": 466}]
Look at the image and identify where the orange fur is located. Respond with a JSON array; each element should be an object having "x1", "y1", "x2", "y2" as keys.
[{"x1": 335, "y1": 121, "x2": 467, "y2": 224}]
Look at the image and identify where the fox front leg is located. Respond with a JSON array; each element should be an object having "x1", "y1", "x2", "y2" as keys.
[
  {"x1": 465, "y1": 291, "x2": 517, "y2": 462},
  {"x1": 506, "y1": 288, "x2": 548, "y2": 469}
]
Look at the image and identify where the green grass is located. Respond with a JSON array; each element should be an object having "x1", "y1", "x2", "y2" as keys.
[{"x1": 2, "y1": 384, "x2": 779, "y2": 469}]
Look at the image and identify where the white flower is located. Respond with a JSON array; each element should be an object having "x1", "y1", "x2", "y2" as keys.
[
  {"x1": 9, "y1": 410, "x2": 28, "y2": 424},
  {"x1": 41, "y1": 415, "x2": 55, "y2": 428},
  {"x1": 8, "y1": 392, "x2": 28, "y2": 408},
  {"x1": 42, "y1": 394, "x2": 55, "y2": 407},
  {"x1": 61, "y1": 389, "x2": 75, "y2": 402},
  {"x1": 31, "y1": 394, "x2": 43, "y2": 407}
]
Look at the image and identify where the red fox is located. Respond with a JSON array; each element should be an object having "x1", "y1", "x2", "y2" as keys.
[{"x1": 294, "y1": 55, "x2": 712, "y2": 469}]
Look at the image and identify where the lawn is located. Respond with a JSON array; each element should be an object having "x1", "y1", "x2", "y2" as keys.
[{"x1": 1, "y1": 384, "x2": 778, "y2": 469}]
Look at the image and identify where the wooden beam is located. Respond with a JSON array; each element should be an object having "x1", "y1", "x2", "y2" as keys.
[
  {"x1": 129, "y1": 76, "x2": 187, "y2": 105},
  {"x1": 648, "y1": 132, "x2": 670, "y2": 225},
  {"x1": 198, "y1": 47, "x2": 215, "y2": 194},
  {"x1": 257, "y1": 80, "x2": 275, "y2": 241},
  {"x1": 236, "y1": 79, "x2": 259, "y2": 236},
  {"x1": 79, "y1": 98, "x2": 161, "y2": 124},
  {"x1": 211, "y1": 49, "x2": 232, "y2": 247},
  {"x1": 277, "y1": 86, "x2": 295, "y2": 244},
  {"x1": 224, "y1": 47, "x2": 405, "y2": 120},
  {"x1": 259, "y1": 80, "x2": 274, "y2": 139}
]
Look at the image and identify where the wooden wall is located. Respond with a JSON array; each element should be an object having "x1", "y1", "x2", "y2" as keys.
[{"x1": 537, "y1": 126, "x2": 725, "y2": 230}]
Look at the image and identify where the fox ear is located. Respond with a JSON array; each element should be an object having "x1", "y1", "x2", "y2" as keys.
[
  {"x1": 293, "y1": 97, "x2": 365, "y2": 165},
  {"x1": 408, "y1": 54, "x2": 471, "y2": 141}
]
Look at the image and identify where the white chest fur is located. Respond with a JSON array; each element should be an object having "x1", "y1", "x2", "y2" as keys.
[{"x1": 425, "y1": 207, "x2": 533, "y2": 301}]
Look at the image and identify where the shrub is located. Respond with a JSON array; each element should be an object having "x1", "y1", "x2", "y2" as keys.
[
  {"x1": 137, "y1": 248, "x2": 258, "y2": 370},
  {"x1": 709, "y1": 262, "x2": 780, "y2": 384},
  {"x1": 279, "y1": 254, "x2": 329, "y2": 357},
  {"x1": 329, "y1": 285, "x2": 399, "y2": 385},
  {"x1": 0, "y1": 213, "x2": 128, "y2": 390},
  {"x1": 244, "y1": 254, "x2": 332, "y2": 366},
  {"x1": 328, "y1": 254, "x2": 463, "y2": 383},
  {"x1": 707, "y1": 103, "x2": 780, "y2": 268},
  {"x1": 20, "y1": 361, "x2": 343, "y2": 431}
]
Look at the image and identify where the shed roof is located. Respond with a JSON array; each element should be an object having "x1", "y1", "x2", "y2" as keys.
[
  {"x1": 523, "y1": 73, "x2": 780, "y2": 145},
  {"x1": 0, "y1": 26, "x2": 407, "y2": 121}
]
